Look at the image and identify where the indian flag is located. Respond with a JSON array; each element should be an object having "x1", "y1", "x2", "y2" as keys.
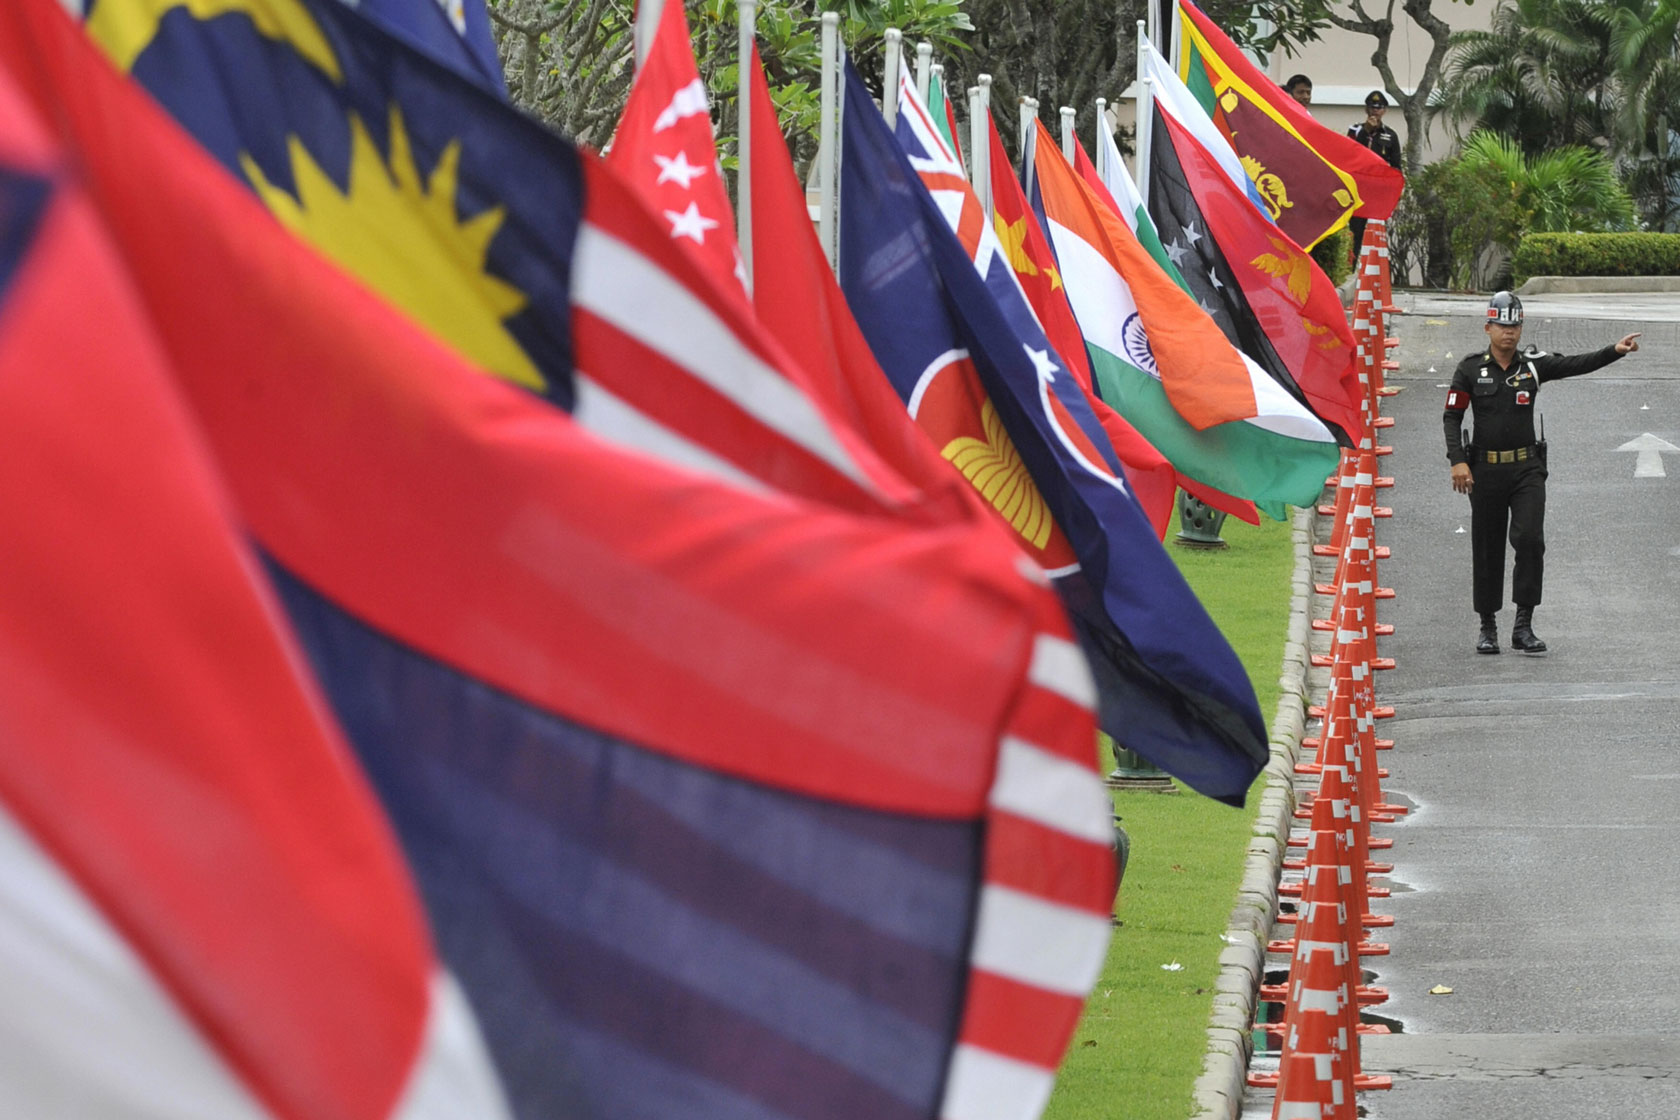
[{"x1": 1029, "y1": 120, "x2": 1338, "y2": 508}]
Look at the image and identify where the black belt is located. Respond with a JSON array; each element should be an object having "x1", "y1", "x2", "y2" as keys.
[{"x1": 1479, "y1": 445, "x2": 1540, "y2": 464}]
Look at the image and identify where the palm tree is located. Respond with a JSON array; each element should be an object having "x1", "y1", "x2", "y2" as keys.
[
  {"x1": 1603, "y1": 0, "x2": 1680, "y2": 224},
  {"x1": 1459, "y1": 130, "x2": 1637, "y2": 232},
  {"x1": 1432, "y1": 0, "x2": 1614, "y2": 156}
]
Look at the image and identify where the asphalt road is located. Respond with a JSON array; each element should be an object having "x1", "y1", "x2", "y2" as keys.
[{"x1": 1316, "y1": 292, "x2": 1680, "y2": 1117}]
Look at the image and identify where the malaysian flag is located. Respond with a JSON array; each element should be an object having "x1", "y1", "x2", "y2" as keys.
[
  {"x1": 81, "y1": 0, "x2": 921, "y2": 514},
  {"x1": 0, "y1": 4, "x2": 1116, "y2": 1117}
]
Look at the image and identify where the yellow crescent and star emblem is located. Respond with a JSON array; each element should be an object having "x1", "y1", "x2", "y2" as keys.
[{"x1": 84, "y1": 0, "x2": 543, "y2": 390}]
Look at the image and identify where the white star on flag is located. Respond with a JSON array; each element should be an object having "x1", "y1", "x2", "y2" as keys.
[
  {"x1": 664, "y1": 201, "x2": 720, "y2": 245},
  {"x1": 1182, "y1": 221, "x2": 1203, "y2": 247},
  {"x1": 1024, "y1": 344, "x2": 1059, "y2": 383},
  {"x1": 1208, "y1": 267, "x2": 1224, "y2": 291},
  {"x1": 654, "y1": 151, "x2": 708, "y2": 189},
  {"x1": 1165, "y1": 238, "x2": 1190, "y2": 267}
]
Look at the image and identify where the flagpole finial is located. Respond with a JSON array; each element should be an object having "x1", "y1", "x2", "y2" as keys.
[
  {"x1": 968, "y1": 78, "x2": 992, "y2": 221},
  {"x1": 882, "y1": 29, "x2": 903, "y2": 127},
  {"x1": 1059, "y1": 106, "x2": 1076, "y2": 161},
  {"x1": 915, "y1": 41, "x2": 934, "y2": 102},
  {"x1": 1094, "y1": 97, "x2": 1108, "y2": 176}
]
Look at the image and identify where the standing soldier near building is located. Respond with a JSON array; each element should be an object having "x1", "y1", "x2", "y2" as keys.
[
  {"x1": 1444, "y1": 292, "x2": 1641, "y2": 654},
  {"x1": 1347, "y1": 90, "x2": 1402, "y2": 259}
]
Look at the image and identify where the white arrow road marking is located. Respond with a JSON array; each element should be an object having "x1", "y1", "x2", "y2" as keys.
[{"x1": 1615, "y1": 433, "x2": 1680, "y2": 478}]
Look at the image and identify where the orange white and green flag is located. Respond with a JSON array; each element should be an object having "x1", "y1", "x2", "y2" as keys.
[
  {"x1": 984, "y1": 113, "x2": 1181, "y2": 536},
  {"x1": 1175, "y1": 0, "x2": 1403, "y2": 249},
  {"x1": 1029, "y1": 120, "x2": 1339, "y2": 509}
]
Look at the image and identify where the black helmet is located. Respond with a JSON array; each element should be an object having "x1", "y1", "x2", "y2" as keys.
[{"x1": 1487, "y1": 290, "x2": 1524, "y2": 326}]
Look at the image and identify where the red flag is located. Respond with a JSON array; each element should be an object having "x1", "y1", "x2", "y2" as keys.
[
  {"x1": 606, "y1": 0, "x2": 745, "y2": 297},
  {"x1": 744, "y1": 45, "x2": 967, "y2": 503},
  {"x1": 984, "y1": 116, "x2": 1179, "y2": 537}
]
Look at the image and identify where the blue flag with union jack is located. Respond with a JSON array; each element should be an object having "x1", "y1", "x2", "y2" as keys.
[{"x1": 839, "y1": 62, "x2": 1268, "y2": 804}]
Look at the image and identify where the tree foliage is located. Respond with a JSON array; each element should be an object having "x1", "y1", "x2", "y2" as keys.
[
  {"x1": 493, "y1": 0, "x2": 1337, "y2": 175},
  {"x1": 1318, "y1": 0, "x2": 1469, "y2": 173},
  {"x1": 1388, "y1": 129, "x2": 1634, "y2": 288},
  {"x1": 1430, "y1": 0, "x2": 1614, "y2": 155}
]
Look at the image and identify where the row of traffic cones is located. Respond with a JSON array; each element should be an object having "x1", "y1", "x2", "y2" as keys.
[{"x1": 1248, "y1": 221, "x2": 1404, "y2": 1119}]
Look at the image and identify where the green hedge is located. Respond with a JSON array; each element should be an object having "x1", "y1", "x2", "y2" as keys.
[
  {"x1": 1513, "y1": 232, "x2": 1680, "y2": 284},
  {"x1": 1310, "y1": 226, "x2": 1353, "y2": 287}
]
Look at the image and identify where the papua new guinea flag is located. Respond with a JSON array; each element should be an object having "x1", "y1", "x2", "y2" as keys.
[
  {"x1": 1026, "y1": 119, "x2": 1339, "y2": 512},
  {"x1": 1143, "y1": 40, "x2": 1365, "y2": 450},
  {"x1": 841, "y1": 61, "x2": 1268, "y2": 804},
  {"x1": 1, "y1": 4, "x2": 1117, "y2": 1117},
  {"x1": 1175, "y1": 0, "x2": 1402, "y2": 242},
  {"x1": 80, "y1": 0, "x2": 919, "y2": 515}
]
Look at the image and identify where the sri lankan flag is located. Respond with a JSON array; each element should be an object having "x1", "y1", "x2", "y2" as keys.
[{"x1": 1175, "y1": 0, "x2": 1403, "y2": 249}]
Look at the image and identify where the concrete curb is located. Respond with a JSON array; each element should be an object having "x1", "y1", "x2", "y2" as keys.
[
  {"x1": 1515, "y1": 274, "x2": 1680, "y2": 295},
  {"x1": 1189, "y1": 505, "x2": 1316, "y2": 1120}
]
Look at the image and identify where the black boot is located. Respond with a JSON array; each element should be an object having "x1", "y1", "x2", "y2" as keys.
[
  {"x1": 1476, "y1": 613, "x2": 1500, "y2": 654},
  {"x1": 1511, "y1": 606, "x2": 1547, "y2": 654}
]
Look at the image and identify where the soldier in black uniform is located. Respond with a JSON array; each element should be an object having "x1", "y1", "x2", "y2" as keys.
[
  {"x1": 1347, "y1": 91, "x2": 1403, "y2": 261},
  {"x1": 1444, "y1": 291, "x2": 1641, "y2": 654}
]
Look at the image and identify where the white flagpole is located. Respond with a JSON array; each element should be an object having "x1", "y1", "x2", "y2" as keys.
[
  {"x1": 1136, "y1": 21, "x2": 1154, "y2": 208},
  {"x1": 915, "y1": 41, "x2": 933, "y2": 103},
  {"x1": 1059, "y1": 105, "x2": 1076, "y2": 161},
  {"x1": 968, "y1": 75, "x2": 992, "y2": 220},
  {"x1": 633, "y1": 0, "x2": 665, "y2": 71},
  {"x1": 1169, "y1": 0, "x2": 1183, "y2": 72},
  {"x1": 1018, "y1": 96, "x2": 1038, "y2": 165},
  {"x1": 818, "y1": 11, "x2": 841, "y2": 270},
  {"x1": 882, "y1": 29, "x2": 903, "y2": 129},
  {"x1": 736, "y1": 0, "x2": 758, "y2": 296},
  {"x1": 1094, "y1": 98, "x2": 1108, "y2": 177}
]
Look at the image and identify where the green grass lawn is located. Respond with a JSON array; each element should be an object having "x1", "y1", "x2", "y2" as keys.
[{"x1": 1044, "y1": 510, "x2": 1297, "y2": 1120}]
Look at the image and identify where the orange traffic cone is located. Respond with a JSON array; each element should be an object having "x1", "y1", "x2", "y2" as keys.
[
  {"x1": 1313, "y1": 463, "x2": 1392, "y2": 563},
  {"x1": 1311, "y1": 508, "x2": 1395, "y2": 673},
  {"x1": 1290, "y1": 717, "x2": 1396, "y2": 884},
  {"x1": 1293, "y1": 704, "x2": 1395, "y2": 852},
  {"x1": 1350, "y1": 286, "x2": 1398, "y2": 417},
  {"x1": 1251, "y1": 845, "x2": 1355, "y2": 1109},
  {"x1": 1365, "y1": 220, "x2": 1401, "y2": 315},
  {"x1": 1265, "y1": 836, "x2": 1394, "y2": 1071},
  {"x1": 1256, "y1": 817, "x2": 1392, "y2": 1100},
  {"x1": 1277, "y1": 771, "x2": 1393, "y2": 934},
  {"x1": 1315, "y1": 469, "x2": 1394, "y2": 601},
  {"x1": 1358, "y1": 226, "x2": 1403, "y2": 398},
  {"x1": 1297, "y1": 618, "x2": 1390, "y2": 782}
]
